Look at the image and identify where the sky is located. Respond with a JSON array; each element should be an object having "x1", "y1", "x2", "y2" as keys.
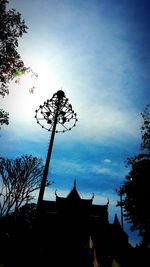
[{"x1": 1, "y1": 0, "x2": 150, "y2": 246}]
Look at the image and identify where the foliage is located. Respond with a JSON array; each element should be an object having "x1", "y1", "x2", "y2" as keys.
[
  {"x1": 0, "y1": 0, "x2": 29, "y2": 97},
  {"x1": 0, "y1": 1, "x2": 38, "y2": 131},
  {"x1": 117, "y1": 105, "x2": 150, "y2": 247},
  {"x1": 141, "y1": 105, "x2": 150, "y2": 152},
  {"x1": 0, "y1": 108, "x2": 9, "y2": 129},
  {"x1": 0, "y1": 155, "x2": 45, "y2": 217}
]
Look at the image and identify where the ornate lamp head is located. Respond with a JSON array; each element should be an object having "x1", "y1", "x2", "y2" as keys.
[{"x1": 35, "y1": 90, "x2": 78, "y2": 133}]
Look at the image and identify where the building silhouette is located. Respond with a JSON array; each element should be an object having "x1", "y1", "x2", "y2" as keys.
[
  {"x1": 2, "y1": 179, "x2": 148, "y2": 267},
  {"x1": 37, "y1": 180, "x2": 129, "y2": 267}
]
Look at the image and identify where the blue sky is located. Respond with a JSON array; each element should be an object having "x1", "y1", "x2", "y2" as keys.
[{"x1": 1, "y1": 0, "x2": 150, "y2": 246}]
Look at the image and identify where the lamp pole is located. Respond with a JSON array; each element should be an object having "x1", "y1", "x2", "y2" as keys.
[
  {"x1": 35, "y1": 90, "x2": 77, "y2": 209},
  {"x1": 120, "y1": 191, "x2": 124, "y2": 230},
  {"x1": 116, "y1": 187, "x2": 124, "y2": 230}
]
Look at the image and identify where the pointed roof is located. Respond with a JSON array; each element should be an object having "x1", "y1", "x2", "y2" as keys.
[
  {"x1": 42, "y1": 180, "x2": 109, "y2": 224},
  {"x1": 113, "y1": 213, "x2": 121, "y2": 228},
  {"x1": 67, "y1": 179, "x2": 80, "y2": 200},
  {"x1": 55, "y1": 179, "x2": 93, "y2": 205}
]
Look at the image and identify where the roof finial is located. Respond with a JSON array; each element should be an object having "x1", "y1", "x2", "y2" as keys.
[{"x1": 74, "y1": 179, "x2": 76, "y2": 188}]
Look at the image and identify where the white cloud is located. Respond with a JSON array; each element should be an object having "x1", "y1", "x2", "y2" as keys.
[
  {"x1": 103, "y1": 159, "x2": 112, "y2": 163},
  {"x1": 2, "y1": 82, "x2": 141, "y2": 145},
  {"x1": 1, "y1": 28, "x2": 142, "y2": 145},
  {"x1": 75, "y1": 103, "x2": 141, "y2": 142},
  {"x1": 51, "y1": 158, "x2": 126, "y2": 180},
  {"x1": 92, "y1": 166, "x2": 112, "y2": 175}
]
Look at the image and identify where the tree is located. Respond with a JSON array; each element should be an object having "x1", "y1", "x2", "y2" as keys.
[
  {"x1": 0, "y1": 155, "x2": 52, "y2": 217},
  {"x1": 117, "y1": 105, "x2": 150, "y2": 247},
  {"x1": 141, "y1": 105, "x2": 150, "y2": 152},
  {"x1": 0, "y1": 108, "x2": 9, "y2": 129},
  {"x1": 0, "y1": 1, "x2": 38, "y2": 130},
  {"x1": 0, "y1": 0, "x2": 29, "y2": 97}
]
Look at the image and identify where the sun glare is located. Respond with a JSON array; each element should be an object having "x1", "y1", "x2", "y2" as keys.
[{"x1": 3, "y1": 58, "x2": 64, "y2": 124}]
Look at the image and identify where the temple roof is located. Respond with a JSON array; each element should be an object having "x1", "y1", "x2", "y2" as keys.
[
  {"x1": 55, "y1": 179, "x2": 94, "y2": 205},
  {"x1": 41, "y1": 180, "x2": 109, "y2": 224},
  {"x1": 113, "y1": 213, "x2": 122, "y2": 229},
  {"x1": 66, "y1": 180, "x2": 82, "y2": 200}
]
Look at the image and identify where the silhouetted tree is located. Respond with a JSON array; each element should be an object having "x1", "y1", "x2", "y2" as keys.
[
  {"x1": 0, "y1": 108, "x2": 9, "y2": 129},
  {"x1": 141, "y1": 105, "x2": 150, "y2": 152},
  {"x1": 0, "y1": 0, "x2": 29, "y2": 96},
  {"x1": 117, "y1": 105, "x2": 150, "y2": 247},
  {"x1": 0, "y1": 155, "x2": 46, "y2": 217},
  {"x1": 0, "y1": 1, "x2": 38, "y2": 131}
]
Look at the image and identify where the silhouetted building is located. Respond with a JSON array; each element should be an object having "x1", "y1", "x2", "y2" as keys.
[
  {"x1": 1, "y1": 180, "x2": 148, "y2": 267},
  {"x1": 37, "y1": 180, "x2": 129, "y2": 267}
]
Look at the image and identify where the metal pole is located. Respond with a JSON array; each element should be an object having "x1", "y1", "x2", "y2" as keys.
[
  {"x1": 116, "y1": 187, "x2": 124, "y2": 230},
  {"x1": 120, "y1": 192, "x2": 124, "y2": 230},
  {"x1": 35, "y1": 90, "x2": 77, "y2": 210},
  {"x1": 37, "y1": 97, "x2": 61, "y2": 209}
]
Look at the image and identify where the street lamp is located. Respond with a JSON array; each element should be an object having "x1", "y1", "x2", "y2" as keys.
[
  {"x1": 35, "y1": 90, "x2": 77, "y2": 209},
  {"x1": 116, "y1": 187, "x2": 124, "y2": 230}
]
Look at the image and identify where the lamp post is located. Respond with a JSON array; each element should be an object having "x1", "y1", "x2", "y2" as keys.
[
  {"x1": 35, "y1": 90, "x2": 77, "y2": 209},
  {"x1": 116, "y1": 187, "x2": 124, "y2": 230},
  {"x1": 119, "y1": 190, "x2": 124, "y2": 230}
]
